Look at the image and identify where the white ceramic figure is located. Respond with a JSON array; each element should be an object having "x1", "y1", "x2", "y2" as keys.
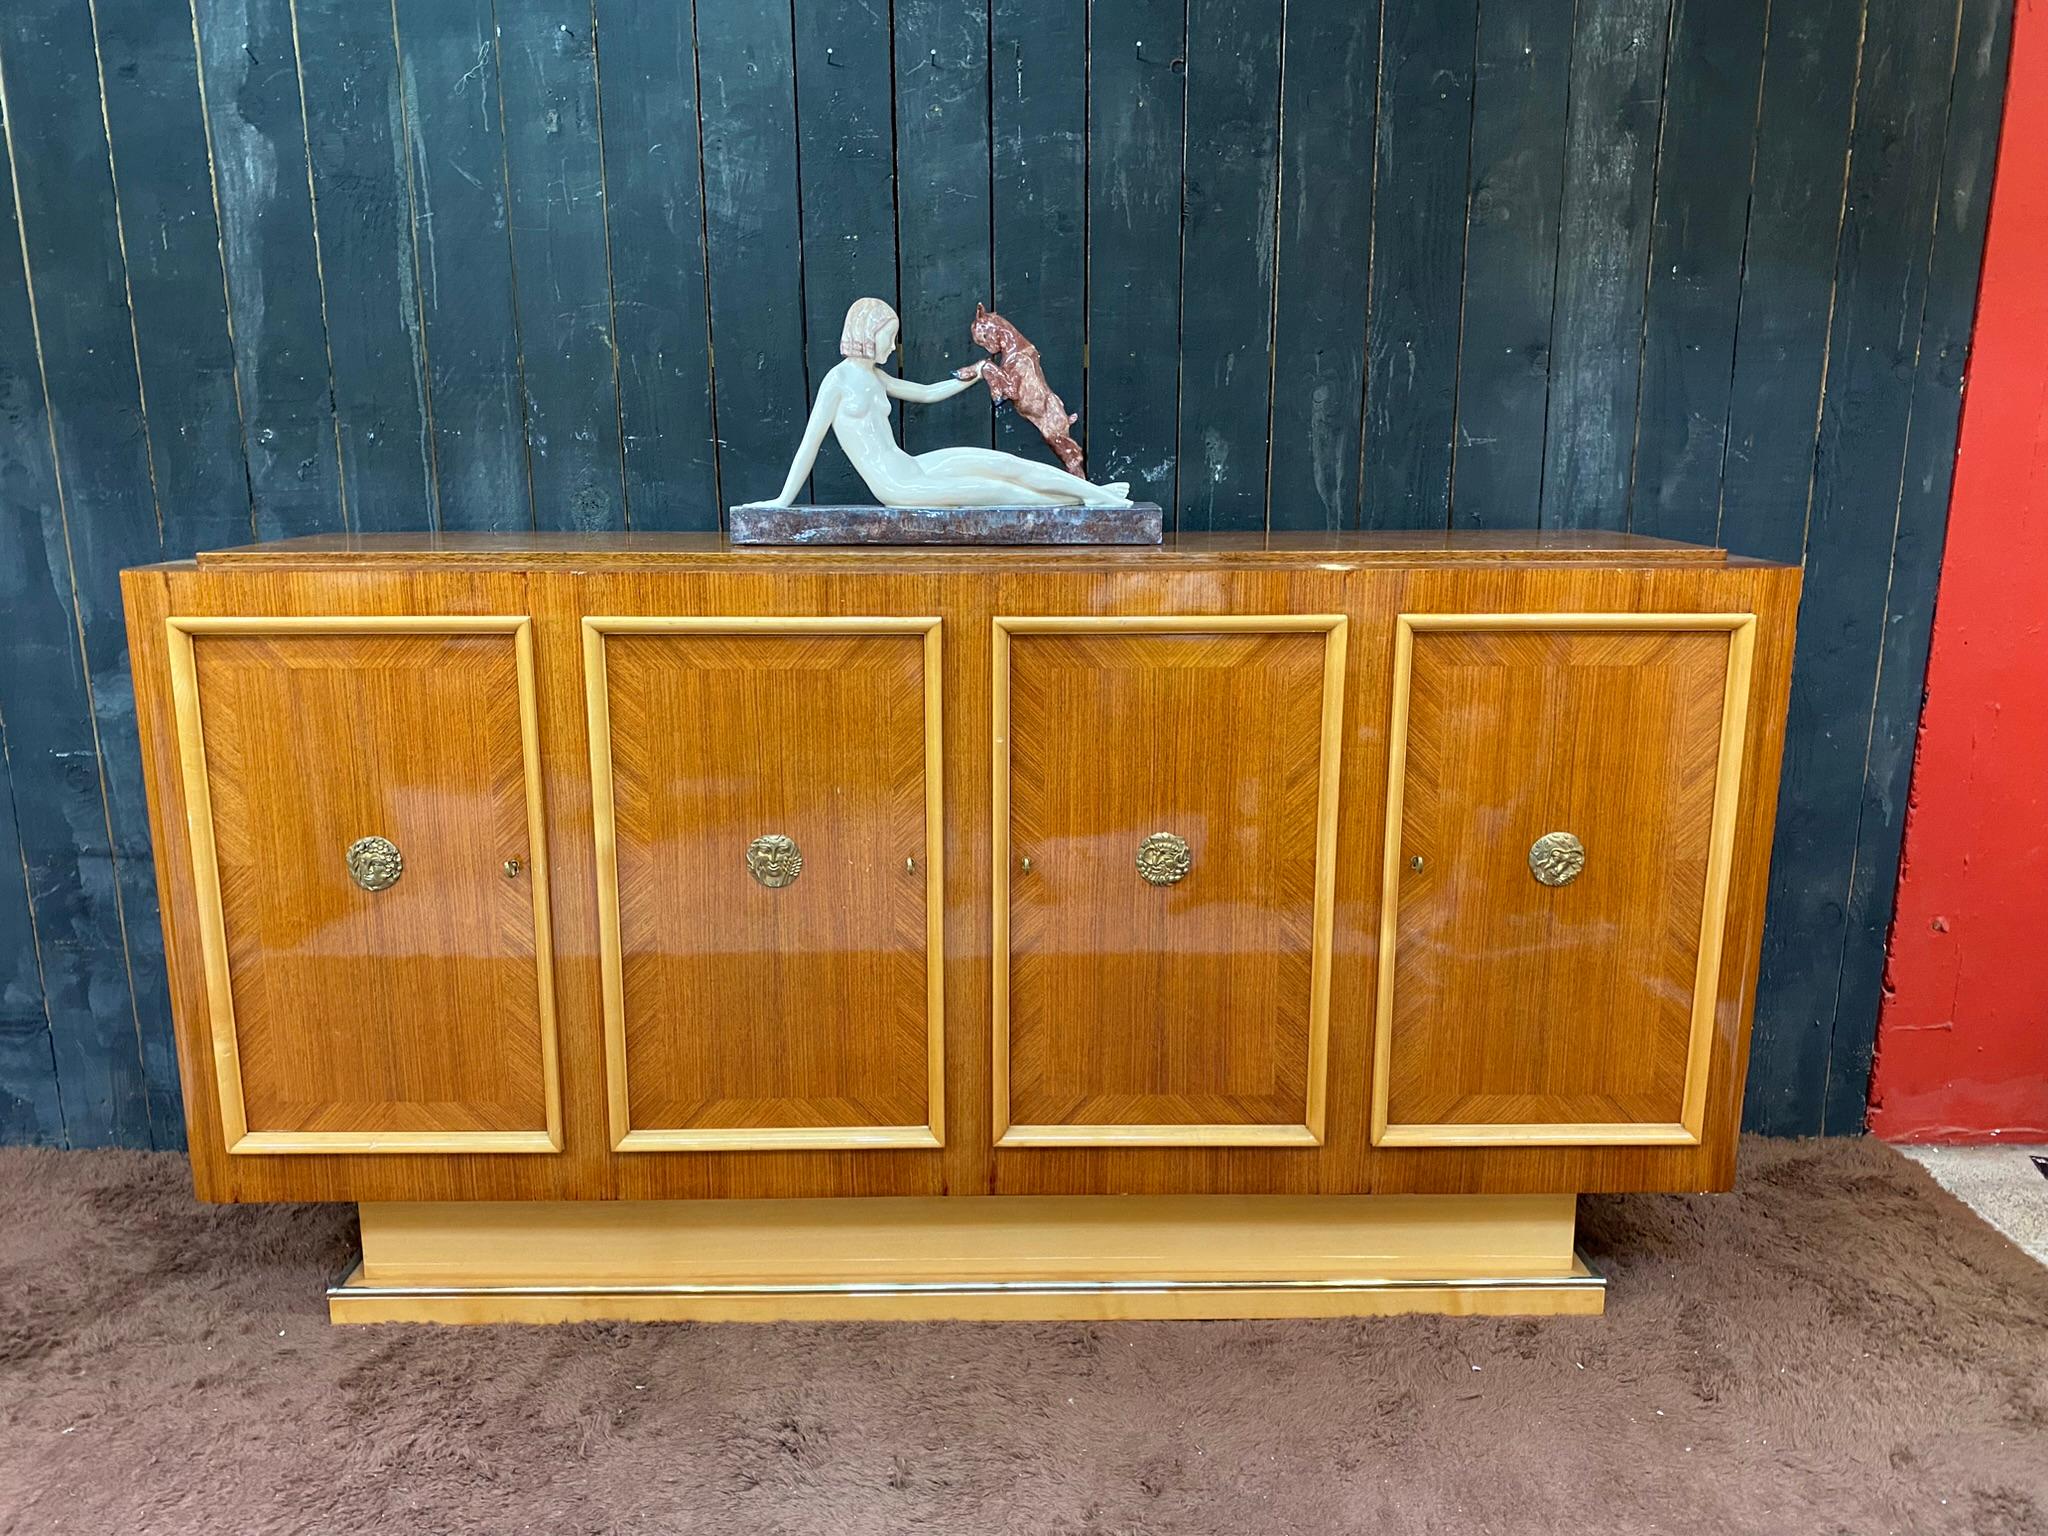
[{"x1": 740, "y1": 297, "x2": 1133, "y2": 509}]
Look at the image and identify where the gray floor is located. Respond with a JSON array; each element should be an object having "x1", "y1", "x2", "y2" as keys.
[{"x1": 1898, "y1": 1143, "x2": 2048, "y2": 1266}]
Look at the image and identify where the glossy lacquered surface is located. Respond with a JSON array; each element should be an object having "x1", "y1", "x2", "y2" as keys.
[
  {"x1": 996, "y1": 618, "x2": 1346, "y2": 1146},
  {"x1": 1376, "y1": 616, "x2": 1756, "y2": 1146},
  {"x1": 121, "y1": 536, "x2": 1800, "y2": 1204},
  {"x1": 165, "y1": 617, "x2": 558, "y2": 1154},
  {"x1": 584, "y1": 618, "x2": 944, "y2": 1151}
]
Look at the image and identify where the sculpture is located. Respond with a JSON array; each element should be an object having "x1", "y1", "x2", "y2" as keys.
[
  {"x1": 954, "y1": 303, "x2": 1086, "y2": 476},
  {"x1": 740, "y1": 298, "x2": 1131, "y2": 510}
]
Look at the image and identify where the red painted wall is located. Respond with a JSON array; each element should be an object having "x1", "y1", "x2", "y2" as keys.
[{"x1": 1868, "y1": 0, "x2": 2048, "y2": 1142}]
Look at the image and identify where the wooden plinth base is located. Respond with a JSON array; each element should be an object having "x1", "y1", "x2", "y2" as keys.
[{"x1": 327, "y1": 1193, "x2": 1604, "y2": 1324}]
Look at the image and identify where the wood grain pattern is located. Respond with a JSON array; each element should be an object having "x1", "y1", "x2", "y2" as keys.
[
  {"x1": 391, "y1": 0, "x2": 532, "y2": 532},
  {"x1": 694, "y1": 2, "x2": 806, "y2": 511},
  {"x1": 1175, "y1": 0, "x2": 1284, "y2": 532},
  {"x1": 891, "y1": 0, "x2": 992, "y2": 457},
  {"x1": 1362, "y1": 0, "x2": 1476, "y2": 529},
  {"x1": 289, "y1": 0, "x2": 436, "y2": 531},
  {"x1": 1265, "y1": 0, "x2": 1378, "y2": 531},
  {"x1": 355, "y1": 1191, "x2": 1579, "y2": 1284},
  {"x1": 1537, "y1": 0, "x2": 1674, "y2": 529},
  {"x1": 792, "y1": 0, "x2": 898, "y2": 503},
  {"x1": 1084, "y1": 0, "x2": 1186, "y2": 508},
  {"x1": 995, "y1": 617, "x2": 1346, "y2": 1146},
  {"x1": 189, "y1": 0, "x2": 347, "y2": 538},
  {"x1": 0, "y1": 102, "x2": 149, "y2": 1148},
  {"x1": 123, "y1": 539, "x2": 1799, "y2": 1203},
  {"x1": 1626, "y1": 0, "x2": 1770, "y2": 544},
  {"x1": 1373, "y1": 614, "x2": 1755, "y2": 1146},
  {"x1": 493, "y1": 0, "x2": 625, "y2": 532},
  {"x1": 166, "y1": 616, "x2": 559, "y2": 1153},
  {"x1": 989, "y1": 0, "x2": 1086, "y2": 468},
  {"x1": 335, "y1": 1192, "x2": 1602, "y2": 1321},
  {"x1": 595, "y1": 0, "x2": 720, "y2": 527},
  {"x1": 584, "y1": 618, "x2": 944, "y2": 1152},
  {"x1": 1451, "y1": 0, "x2": 1573, "y2": 529},
  {"x1": 0, "y1": 0, "x2": 174, "y2": 1148}
]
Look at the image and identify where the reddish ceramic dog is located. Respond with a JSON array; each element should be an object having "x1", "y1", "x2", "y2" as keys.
[{"x1": 954, "y1": 304, "x2": 1086, "y2": 475}]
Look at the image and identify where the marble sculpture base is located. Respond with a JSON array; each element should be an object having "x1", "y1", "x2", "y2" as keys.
[{"x1": 727, "y1": 501, "x2": 1164, "y2": 546}]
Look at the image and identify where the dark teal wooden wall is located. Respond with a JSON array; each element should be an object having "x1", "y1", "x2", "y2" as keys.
[{"x1": 0, "y1": 0, "x2": 2012, "y2": 1147}]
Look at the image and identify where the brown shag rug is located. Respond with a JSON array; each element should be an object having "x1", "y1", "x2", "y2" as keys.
[{"x1": 0, "y1": 1138, "x2": 2043, "y2": 1535}]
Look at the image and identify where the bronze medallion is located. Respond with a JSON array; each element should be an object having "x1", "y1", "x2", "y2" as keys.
[
  {"x1": 345, "y1": 835, "x2": 404, "y2": 892},
  {"x1": 1528, "y1": 831, "x2": 1586, "y2": 888},
  {"x1": 746, "y1": 834, "x2": 804, "y2": 889},
  {"x1": 1135, "y1": 832, "x2": 1192, "y2": 887}
]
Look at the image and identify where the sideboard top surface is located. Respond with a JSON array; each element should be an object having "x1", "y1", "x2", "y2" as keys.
[{"x1": 179, "y1": 529, "x2": 1748, "y2": 573}]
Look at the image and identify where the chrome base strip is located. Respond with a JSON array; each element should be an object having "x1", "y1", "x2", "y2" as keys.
[{"x1": 328, "y1": 1251, "x2": 1606, "y2": 1303}]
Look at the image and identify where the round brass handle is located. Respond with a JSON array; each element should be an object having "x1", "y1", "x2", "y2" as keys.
[
  {"x1": 1528, "y1": 831, "x2": 1586, "y2": 887},
  {"x1": 345, "y1": 835, "x2": 403, "y2": 892},
  {"x1": 746, "y1": 833, "x2": 803, "y2": 889},
  {"x1": 1136, "y1": 832, "x2": 1192, "y2": 887}
]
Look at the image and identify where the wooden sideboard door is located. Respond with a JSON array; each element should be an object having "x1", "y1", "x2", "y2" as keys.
[
  {"x1": 1374, "y1": 614, "x2": 1756, "y2": 1148},
  {"x1": 166, "y1": 618, "x2": 560, "y2": 1155},
  {"x1": 584, "y1": 619, "x2": 944, "y2": 1152},
  {"x1": 995, "y1": 617, "x2": 1347, "y2": 1148}
]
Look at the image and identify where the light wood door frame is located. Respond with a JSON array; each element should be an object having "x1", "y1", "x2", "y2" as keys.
[
  {"x1": 582, "y1": 615, "x2": 947, "y2": 1152},
  {"x1": 991, "y1": 614, "x2": 1349, "y2": 1148},
  {"x1": 165, "y1": 614, "x2": 562, "y2": 1155},
  {"x1": 1373, "y1": 611, "x2": 1758, "y2": 1148}
]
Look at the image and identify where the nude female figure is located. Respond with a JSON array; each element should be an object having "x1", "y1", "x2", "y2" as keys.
[{"x1": 741, "y1": 297, "x2": 1133, "y2": 509}]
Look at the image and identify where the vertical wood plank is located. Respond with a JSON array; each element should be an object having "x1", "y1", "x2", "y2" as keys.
[
  {"x1": 593, "y1": 0, "x2": 717, "y2": 528},
  {"x1": 1266, "y1": 0, "x2": 1378, "y2": 532},
  {"x1": 1086, "y1": 0, "x2": 1187, "y2": 509},
  {"x1": 0, "y1": 10, "x2": 156, "y2": 1146},
  {"x1": 1825, "y1": 0, "x2": 2012, "y2": 1134},
  {"x1": 93, "y1": 0, "x2": 255, "y2": 558},
  {"x1": 1173, "y1": 0, "x2": 1282, "y2": 531},
  {"x1": 794, "y1": 0, "x2": 898, "y2": 503},
  {"x1": 90, "y1": 0, "x2": 258, "y2": 1141},
  {"x1": 990, "y1": 0, "x2": 1086, "y2": 467},
  {"x1": 393, "y1": 0, "x2": 532, "y2": 531},
  {"x1": 496, "y1": 0, "x2": 625, "y2": 530},
  {"x1": 291, "y1": 0, "x2": 437, "y2": 530},
  {"x1": 893, "y1": 0, "x2": 992, "y2": 455},
  {"x1": 1628, "y1": 0, "x2": 1770, "y2": 544},
  {"x1": 1448, "y1": 0, "x2": 1572, "y2": 530},
  {"x1": 1361, "y1": 0, "x2": 1475, "y2": 529},
  {"x1": 192, "y1": 0, "x2": 343, "y2": 537},
  {"x1": 696, "y1": 3, "x2": 806, "y2": 509},
  {"x1": 0, "y1": 765, "x2": 65, "y2": 1146},
  {"x1": 1746, "y1": 0, "x2": 1960, "y2": 1135},
  {"x1": 1715, "y1": 1, "x2": 1862, "y2": 563},
  {"x1": 1538, "y1": 0, "x2": 1674, "y2": 529},
  {"x1": 1725, "y1": 0, "x2": 1864, "y2": 1123}
]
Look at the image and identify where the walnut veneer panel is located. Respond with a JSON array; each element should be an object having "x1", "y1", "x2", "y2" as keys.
[
  {"x1": 587, "y1": 621, "x2": 943, "y2": 1151},
  {"x1": 1376, "y1": 617, "x2": 1754, "y2": 1146},
  {"x1": 169, "y1": 619, "x2": 558, "y2": 1154},
  {"x1": 997, "y1": 620, "x2": 1345, "y2": 1145}
]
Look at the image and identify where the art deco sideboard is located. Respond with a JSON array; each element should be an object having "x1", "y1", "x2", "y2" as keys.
[{"x1": 119, "y1": 530, "x2": 1799, "y2": 1323}]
